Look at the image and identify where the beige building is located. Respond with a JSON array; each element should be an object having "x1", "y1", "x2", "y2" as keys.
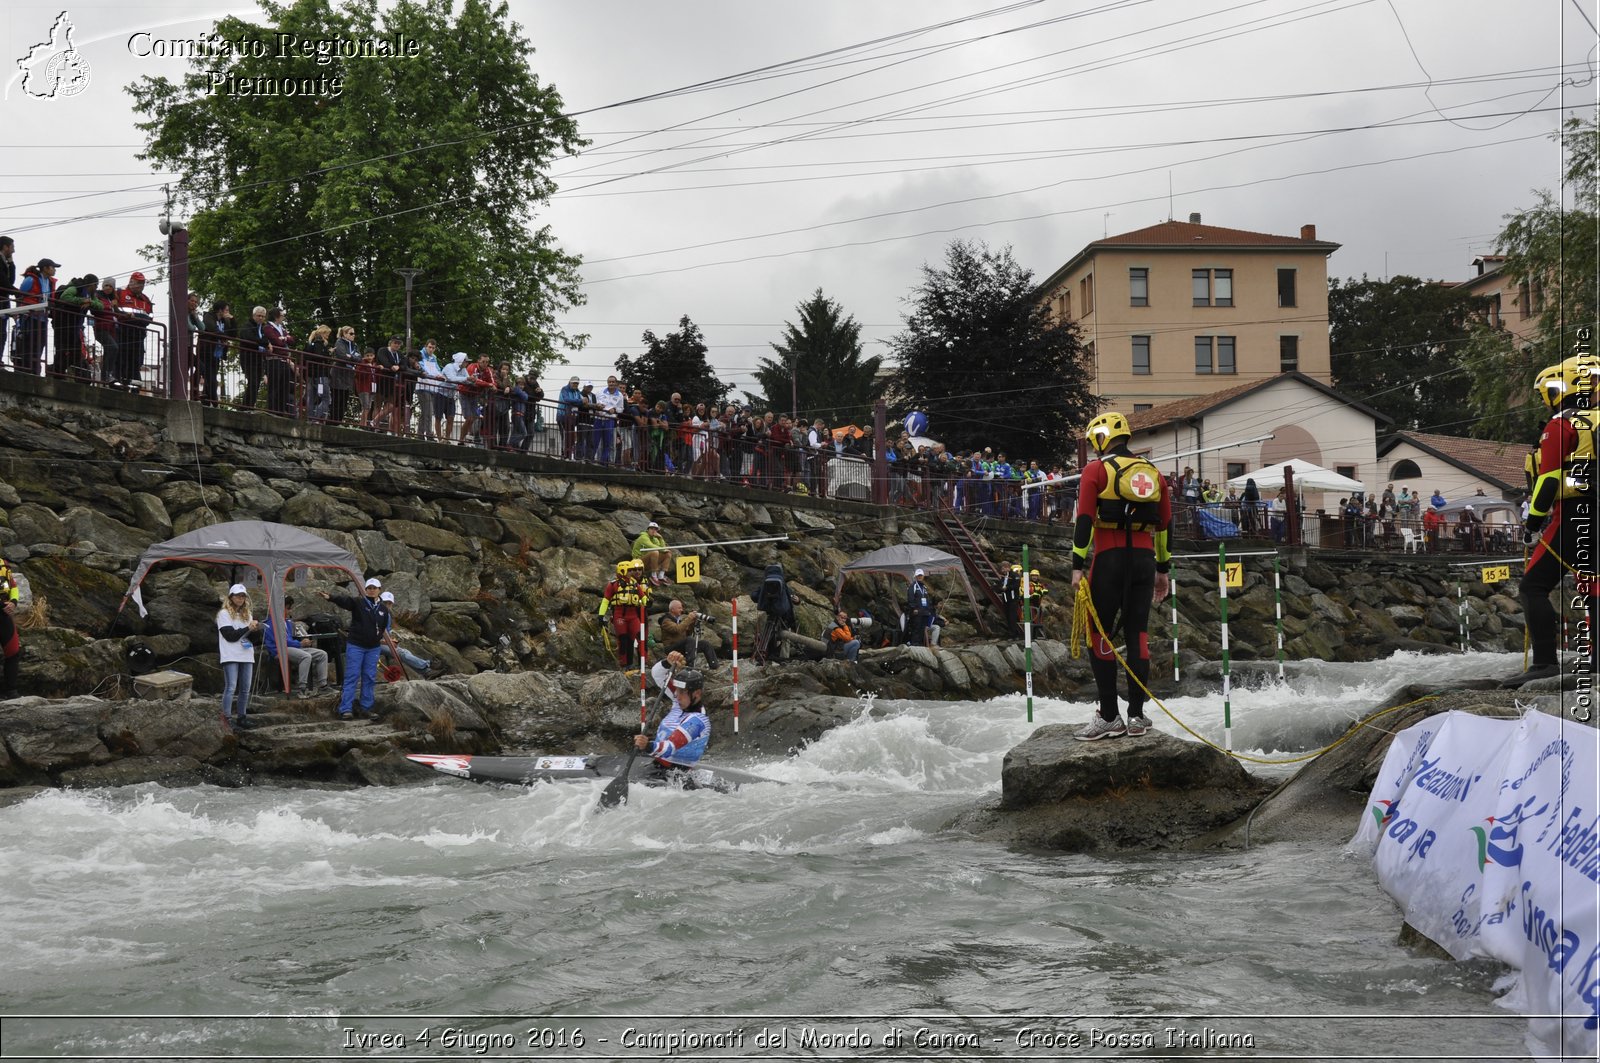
[
  {"x1": 1126, "y1": 372, "x2": 1388, "y2": 507},
  {"x1": 1037, "y1": 215, "x2": 1340, "y2": 412},
  {"x1": 1453, "y1": 254, "x2": 1543, "y2": 349}
]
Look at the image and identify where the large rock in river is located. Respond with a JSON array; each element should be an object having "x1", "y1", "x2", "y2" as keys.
[{"x1": 947, "y1": 724, "x2": 1271, "y2": 852}]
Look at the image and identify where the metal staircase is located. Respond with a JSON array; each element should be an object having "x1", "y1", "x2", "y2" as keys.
[{"x1": 931, "y1": 506, "x2": 1007, "y2": 627}]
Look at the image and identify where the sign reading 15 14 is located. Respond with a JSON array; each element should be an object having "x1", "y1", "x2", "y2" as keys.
[{"x1": 1481, "y1": 565, "x2": 1511, "y2": 585}]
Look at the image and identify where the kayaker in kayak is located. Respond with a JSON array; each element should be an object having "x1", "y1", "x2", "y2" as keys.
[{"x1": 634, "y1": 668, "x2": 710, "y2": 775}]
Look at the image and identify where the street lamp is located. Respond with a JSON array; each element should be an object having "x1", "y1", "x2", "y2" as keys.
[{"x1": 393, "y1": 268, "x2": 421, "y2": 352}]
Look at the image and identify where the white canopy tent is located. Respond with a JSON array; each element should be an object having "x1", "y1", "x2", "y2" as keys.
[{"x1": 1225, "y1": 458, "x2": 1365, "y2": 494}]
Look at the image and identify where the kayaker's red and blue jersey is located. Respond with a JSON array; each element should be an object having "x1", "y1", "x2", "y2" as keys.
[{"x1": 648, "y1": 706, "x2": 710, "y2": 766}]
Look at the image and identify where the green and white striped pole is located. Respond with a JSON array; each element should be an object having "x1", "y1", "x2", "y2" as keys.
[
  {"x1": 1219, "y1": 541, "x2": 1232, "y2": 753},
  {"x1": 1170, "y1": 567, "x2": 1180, "y2": 682},
  {"x1": 1022, "y1": 544, "x2": 1034, "y2": 723},
  {"x1": 1273, "y1": 556, "x2": 1285, "y2": 681},
  {"x1": 1457, "y1": 580, "x2": 1467, "y2": 652}
]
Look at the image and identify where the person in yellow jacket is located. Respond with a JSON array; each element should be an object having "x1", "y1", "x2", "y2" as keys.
[
  {"x1": 599, "y1": 559, "x2": 651, "y2": 669},
  {"x1": 1503, "y1": 348, "x2": 1599, "y2": 687},
  {"x1": 632, "y1": 520, "x2": 673, "y2": 586},
  {"x1": 1, "y1": 558, "x2": 22, "y2": 699}
]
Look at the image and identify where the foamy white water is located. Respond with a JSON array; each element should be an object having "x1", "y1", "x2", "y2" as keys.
[{"x1": 0, "y1": 650, "x2": 1543, "y2": 1060}]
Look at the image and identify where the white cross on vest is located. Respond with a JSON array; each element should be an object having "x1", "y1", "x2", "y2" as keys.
[{"x1": 1130, "y1": 471, "x2": 1155, "y2": 498}]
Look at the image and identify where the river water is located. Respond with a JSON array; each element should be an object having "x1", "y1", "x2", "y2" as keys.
[{"x1": 0, "y1": 650, "x2": 1555, "y2": 1060}]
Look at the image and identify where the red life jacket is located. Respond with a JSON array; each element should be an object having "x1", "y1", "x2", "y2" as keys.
[{"x1": 17, "y1": 266, "x2": 54, "y2": 307}]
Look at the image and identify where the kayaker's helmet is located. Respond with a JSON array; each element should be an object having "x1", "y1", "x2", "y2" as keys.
[
  {"x1": 677, "y1": 669, "x2": 705, "y2": 696},
  {"x1": 1086, "y1": 411, "x2": 1130, "y2": 453}
]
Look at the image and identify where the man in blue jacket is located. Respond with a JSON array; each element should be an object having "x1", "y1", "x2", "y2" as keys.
[
  {"x1": 906, "y1": 567, "x2": 933, "y2": 647},
  {"x1": 317, "y1": 577, "x2": 391, "y2": 720},
  {"x1": 261, "y1": 597, "x2": 330, "y2": 698}
]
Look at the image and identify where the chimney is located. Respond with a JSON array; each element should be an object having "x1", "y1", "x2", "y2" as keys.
[
  {"x1": 1300, "y1": 224, "x2": 1317, "y2": 241},
  {"x1": 1188, "y1": 212, "x2": 1202, "y2": 224}
]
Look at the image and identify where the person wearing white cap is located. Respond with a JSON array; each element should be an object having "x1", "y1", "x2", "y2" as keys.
[
  {"x1": 632, "y1": 520, "x2": 673, "y2": 586},
  {"x1": 216, "y1": 584, "x2": 261, "y2": 731},
  {"x1": 317, "y1": 577, "x2": 391, "y2": 720},
  {"x1": 906, "y1": 568, "x2": 933, "y2": 647},
  {"x1": 376, "y1": 591, "x2": 437, "y2": 676}
]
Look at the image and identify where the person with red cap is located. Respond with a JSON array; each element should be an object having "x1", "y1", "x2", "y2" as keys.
[{"x1": 112, "y1": 271, "x2": 153, "y2": 391}]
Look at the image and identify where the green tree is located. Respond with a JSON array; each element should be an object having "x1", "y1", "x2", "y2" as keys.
[
  {"x1": 614, "y1": 316, "x2": 730, "y2": 408},
  {"x1": 128, "y1": 0, "x2": 587, "y2": 365},
  {"x1": 750, "y1": 289, "x2": 884, "y2": 424},
  {"x1": 887, "y1": 239, "x2": 1096, "y2": 461},
  {"x1": 1465, "y1": 115, "x2": 1599, "y2": 439},
  {"x1": 1328, "y1": 275, "x2": 1486, "y2": 432}
]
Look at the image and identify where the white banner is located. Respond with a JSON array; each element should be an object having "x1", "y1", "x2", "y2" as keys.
[{"x1": 1351, "y1": 709, "x2": 1600, "y2": 1057}]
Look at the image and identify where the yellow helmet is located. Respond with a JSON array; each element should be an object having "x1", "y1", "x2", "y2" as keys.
[
  {"x1": 616, "y1": 560, "x2": 633, "y2": 575},
  {"x1": 1086, "y1": 411, "x2": 1130, "y2": 452},
  {"x1": 1537, "y1": 355, "x2": 1600, "y2": 409}
]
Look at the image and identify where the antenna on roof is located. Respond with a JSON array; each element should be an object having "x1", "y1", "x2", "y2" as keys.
[{"x1": 1167, "y1": 172, "x2": 1173, "y2": 221}]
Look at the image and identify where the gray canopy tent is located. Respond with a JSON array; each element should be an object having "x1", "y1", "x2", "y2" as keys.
[
  {"x1": 116, "y1": 521, "x2": 364, "y2": 692},
  {"x1": 833, "y1": 544, "x2": 986, "y2": 634}
]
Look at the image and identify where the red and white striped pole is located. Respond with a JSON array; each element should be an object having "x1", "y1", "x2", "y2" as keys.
[
  {"x1": 638, "y1": 627, "x2": 648, "y2": 732},
  {"x1": 731, "y1": 599, "x2": 741, "y2": 733}
]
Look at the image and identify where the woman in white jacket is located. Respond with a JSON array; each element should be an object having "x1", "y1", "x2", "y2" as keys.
[{"x1": 216, "y1": 584, "x2": 260, "y2": 731}]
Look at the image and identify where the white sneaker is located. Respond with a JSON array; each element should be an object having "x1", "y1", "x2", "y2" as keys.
[
  {"x1": 1075, "y1": 714, "x2": 1127, "y2": 741},
  {"x1": 1126, "y1": 714, "x2": 1152, "y2": 736}
]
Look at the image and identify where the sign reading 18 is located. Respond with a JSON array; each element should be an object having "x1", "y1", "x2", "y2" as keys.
[{"x1": 676, "y1": 555, "x2": 701, "y2": 583}]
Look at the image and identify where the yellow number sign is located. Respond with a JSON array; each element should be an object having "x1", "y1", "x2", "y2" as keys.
[
  {"x1": 1481, "y1": 565, "x2": 1510, "y2": 585},
  {"x1": 675, "y1": 555, "x2": 701, "y2": 584},
  {"x1": 1220, "y1": 562, "x2": 1243, "y2": 589}
]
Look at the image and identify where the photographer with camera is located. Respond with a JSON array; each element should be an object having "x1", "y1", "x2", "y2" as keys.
[
  {"x1": 658, "y1": 598, "x2": 720, "y2": 669},
  {"x1": 826, "y1": 608, "x2": 867, "y2": 663}
]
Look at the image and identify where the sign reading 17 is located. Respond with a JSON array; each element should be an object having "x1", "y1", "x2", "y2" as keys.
[
  {"x1": 1219, "y1": 562, "x2": 1243, "y2": 589},
  {"x1": 675, "y1": 555, "x2": 702, "y2": 583}
]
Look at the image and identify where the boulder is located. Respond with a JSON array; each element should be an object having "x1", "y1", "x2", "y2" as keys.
[
  {"x1": 421, "y1": 555, "x2": 481, "y2": 603},
  {"x1": 355, "y1": 529, "x2": 420, "y2": 576},
  {"x1": 130, "y1": 493, "x2": 174, "y2": 538},
  {"x1": 61, "y1": 508, "x2": 152, "y2": 560},
  {"x1": 100, "y1": 698, "x2": 231, "y2": 762},
  {"x1": 156, "y1": 481, "x2": 232, "y2": 515},
  {"x1": 1000, "y1": 725, "x2": 1255, "y2": 808},
  {"x1": 0, "y1": 697, "x2": 115, "y2": 775},
  {"x1": 280, "y1": 488, "x2": 372, "y2": 532},
  {"x1": 8, "y1": 502, "x2": 69, "y2": 546},
  {"x1": 380, "y1": 519, "x2": 474, "y2": 557}
]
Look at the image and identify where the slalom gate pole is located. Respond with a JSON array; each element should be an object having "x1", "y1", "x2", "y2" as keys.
[
  {"x1": 1273, "y1": 556, "x2": 1285, "y2": 681},
  {"x1": 1457, "y1": 580, "x2": 1467, "y2": 653},
  {"x1": 1170, "y1": 567, "x2": 1180, "y2": 683},
  {"x1": 1023, "y1": 544, "x2": 1034, "y2": 723},
  {"x1": 1219, "y1": 541, "x2": 1232, "y2": 753},
  {"x1": 638, "y1": 628, "x2": 648, "y2": 732},
  {"x1": 730, "y1": 599, "x2": 741, "y2": 733}
]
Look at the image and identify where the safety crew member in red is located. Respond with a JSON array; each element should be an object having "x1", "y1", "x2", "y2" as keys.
[
  {"x1": 1504, "y1": 347, "x2": 1599, "y2": 688},
  {"x1": 598, "y1": 558, "x2": 651, "y2": 670},
  {"x1": 1070, "y1": 411, "x2": 1172, "y2": 740}
]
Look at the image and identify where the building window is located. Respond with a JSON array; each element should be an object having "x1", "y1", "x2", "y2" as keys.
[
  {"x1": 1217, "y1": 336, "x2": 1236, "y2": 374},
  {"x1": 1059, "y1": 289, "x2": 1072, "y2": 320},
  {"x1": 1079, "y1": 273, "x2": 1095, "y2": 315},
  {"x1": 1277, "y1": 268, "x2": 1297, "y2": 308},
  {"x1": 1335, "y1": 465, "x2": 1357, "y2": 482},
  {"x1": 1129, "y1": 268, "x2": 1148, "y2": 307},
  {"x1": 1226, "y1": 461, "x2": 1245, "y2": 480},
  {"x1": 1279, "y1": 335, "x2": 1299, "y2": 373},
  {"x1": 1132, "y1": 335, "x2": 1151, "y2": 375},
  {"x1": 1195, "y1": 336, "x2": 1213, "y2": 374},
  {"x1": 1133, "y1": 403, "x2": 1152, "y2": 413},
  {"x1": 1192, "y1": 268, "x2": 1232, "y2": 307},
  {"x1": 1389, "y1": 459, "x2": 1421, "y2": 480}
]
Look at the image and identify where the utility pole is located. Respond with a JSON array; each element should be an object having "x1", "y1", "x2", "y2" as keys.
[{"x1": 393, "y1": 268, "x2": 422, "y2": 352}]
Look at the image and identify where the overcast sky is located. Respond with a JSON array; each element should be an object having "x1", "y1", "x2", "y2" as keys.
[{"x1": 1, "y1": 0, "x2": 1593, "y2": 401}]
